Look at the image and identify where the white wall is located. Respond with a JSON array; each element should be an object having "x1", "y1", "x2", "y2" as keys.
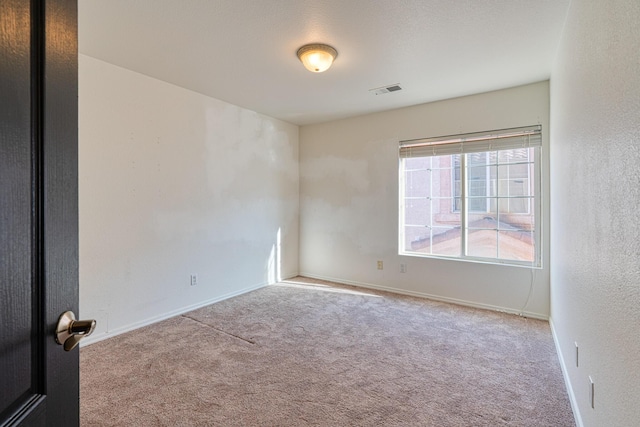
[
  {"x1": 299, "y1": 82, "x2": 551, "y2": 318},
  {"x1": 79, "y1": 55, "x2": 299, "y2": 343},
  {"x1": 549, "y1": 0, "x2": 640, "y2": 425}
]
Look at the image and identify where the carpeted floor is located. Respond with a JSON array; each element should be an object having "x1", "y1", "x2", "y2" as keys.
[{"x1": 80, "y1": 277, "x2": 575, "y2": 426}]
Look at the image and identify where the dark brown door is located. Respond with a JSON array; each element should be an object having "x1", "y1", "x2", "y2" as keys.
[{"x1": 1, "y1": 0, "x2": 79, "y2": 425}]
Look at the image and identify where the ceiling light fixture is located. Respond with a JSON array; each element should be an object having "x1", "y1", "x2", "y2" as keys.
[{"x1": 296, "y1": 43, "x2": 338, "y2": 73}]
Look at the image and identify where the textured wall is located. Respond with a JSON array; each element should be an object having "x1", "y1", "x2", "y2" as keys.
[
  {"x1": 79, "y1": 55, "x2": 299, "y2": 343},
  {"x1": 549, "y1": 0, "x2": 640, "y2": 425},
  {"x1": 299, "y1": 82, "x2": 551, "y2": 318}
]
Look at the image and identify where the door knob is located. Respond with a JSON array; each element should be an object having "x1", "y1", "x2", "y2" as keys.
[{"x1": 55, "y1": 311, "x2": 96, "y2": 351}]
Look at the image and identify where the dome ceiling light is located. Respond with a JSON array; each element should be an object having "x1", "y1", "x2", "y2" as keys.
[{"x1": 296, "y1": 43, "x2": 338, "y2": 73}]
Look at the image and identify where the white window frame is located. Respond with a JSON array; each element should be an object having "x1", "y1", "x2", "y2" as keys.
[{"x1": 398, "y1": 125, "x2": 542, "y2": 268}]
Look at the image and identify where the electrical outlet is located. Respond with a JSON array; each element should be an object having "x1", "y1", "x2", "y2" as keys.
[
  {"x1": 377, "y1": 260, "x2": 383, "y2": 270},
  {"x1": 400, "y1": 263, "x2": 407, "y2": 273},
  {"x1": 575, "y1": 342, "x2": 579, "y2": 367},
  {"x1": 589, "y1": 376, "x2": 595, "y2": 408},
  {"x1": 190, "y1": 274, "x2": 198, "y2": 286}
]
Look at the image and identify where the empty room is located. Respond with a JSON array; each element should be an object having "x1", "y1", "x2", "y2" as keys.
[{"x1": 1, "y1": 0, "x2": 638, "y2": 426}]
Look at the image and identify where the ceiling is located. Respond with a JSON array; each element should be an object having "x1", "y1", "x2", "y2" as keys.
[{"x1": 78, "y1": 0, "x2": 571, "y2": 126}]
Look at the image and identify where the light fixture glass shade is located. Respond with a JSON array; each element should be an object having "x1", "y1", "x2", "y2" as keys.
[{"x1": 297, "y1": 44, "x2": 337, "y2": 73}]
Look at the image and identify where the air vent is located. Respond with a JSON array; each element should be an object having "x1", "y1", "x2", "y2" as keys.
[{"x1": 369, "y1": 84, "x2": 403, "y2": 95}]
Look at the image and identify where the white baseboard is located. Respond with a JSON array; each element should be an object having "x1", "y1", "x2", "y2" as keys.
[
  {"x1": 299, "y1": 272, "x2": 548, "y2": 321},
  {"x1": 549, "y1": 318, "x2": 583, "y2": 427},
  {"x1": 80, "y1": 280, "x2": 271, "y2": 347}
]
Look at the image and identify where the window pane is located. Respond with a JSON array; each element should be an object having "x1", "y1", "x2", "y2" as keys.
[
  {"x1": 452, "y1": 155, "x2": 461, "y2": 180},
  {"x1": 498, "y1": 147, "x2": 531, "y2": 164},
  {"x1": 404, "y1": 168, "x2": 430, "y2": 198},
  {"x1": 498, "y1": 230, "x2": 535, "y2": 262},
  {"x1": 467, "y1": 158, "x2": 497, "y2": 211},
  {"x1": 404, "y1": 197, "x2": 430, "y2": 227},
  {"x1": 498, "y1": 197, "x2": 535, "y2": 219},
  {"x1": 432, "y1": 156, "x2": 454, "y2": 201},
  {"x1": 497, "y1": 165, "x2": 530, "y2": 199},
  {"x1": 403, "y1": 225, "x2": 430, "y2": 252},
  {"x1": 452, "y1": 155, "x2": 461, "y2": 210},
  {"x1": 468, "y1": 196, "x2": 488, "y2": 212},
  {"x1": 453, "y1": 196, "x2": 462, "y2": 212},
  {"x1": 453, "y1": 179, "x2": 461, "y2": 199},
  {"x1": 430, "y1": 225, "x2": 461, "y2": 257},
  {"x1": 497, "y1": 198, "x2": 534, "y2": 230},
  {"x1": 404, "y1": 156, "x2": 429, "y2": 170},
  {"x1": 403, "y1": 154, "x2": 461, "y2": 255},
  {"x1": 467, "y1": 229, "x2": 498, "y2": 258},
  {"x1": 502, "y1": 194, "x2": 532, "y2": 215},
  {"x1": 467, "y1": 209, "x2": 498, "y2": 230},
  {"x1": 467, "y1": 173, "x2": 486, "y2": 197},
  {"x1": 467, "y1": 152, "x2": 487, "y2": 167},
  {"x1": 403, "y1": 157, "x2": 429, "y2": 252},
  {"x1": 508, "y1": 163, "x2": 530, "y2": 179}
]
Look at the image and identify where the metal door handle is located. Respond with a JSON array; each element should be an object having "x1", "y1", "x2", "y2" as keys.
[{"x1": 55, "y1": 311, "x2": 96, "y2": 351}]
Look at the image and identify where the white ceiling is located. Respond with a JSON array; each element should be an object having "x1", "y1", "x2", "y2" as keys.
[{"x1": 79, "y1": 0, "x2": 570, "y2": 126}]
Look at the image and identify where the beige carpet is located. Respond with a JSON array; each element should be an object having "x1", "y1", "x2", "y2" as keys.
[{"x1": 80, "y1": 277, "x2": 575, "y2": 426}]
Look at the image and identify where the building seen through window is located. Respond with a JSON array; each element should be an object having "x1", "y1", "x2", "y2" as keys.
[{"x1": 399, "y1": 126, "x2": 541, "y2": 267}]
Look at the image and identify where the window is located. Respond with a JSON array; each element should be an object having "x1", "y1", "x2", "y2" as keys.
[{"x1": 399, "y1": 125, "x2": 542, "y2": 267}]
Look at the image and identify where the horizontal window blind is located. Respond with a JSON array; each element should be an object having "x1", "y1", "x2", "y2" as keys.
[{"x1": 399, "y1": 125, "x2": 542, "y2": 158}]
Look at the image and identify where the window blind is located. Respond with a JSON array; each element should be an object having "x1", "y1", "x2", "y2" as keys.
[{"x1": 399, "y1": 125, "x2": 542, "y2": 158}]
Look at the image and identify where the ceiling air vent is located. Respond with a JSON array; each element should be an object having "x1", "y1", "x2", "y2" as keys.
[{"x1": 369, "y1": 84, "x2": 403, "y2": 95}]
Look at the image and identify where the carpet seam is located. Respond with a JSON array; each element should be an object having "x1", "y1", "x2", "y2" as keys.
[{"x1": 181, "y1": 314, "x2": 256, "y2": 345}]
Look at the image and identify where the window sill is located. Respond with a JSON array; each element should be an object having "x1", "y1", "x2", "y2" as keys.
[{"x1": 399, "y1": 251, "x2": 542, "y2": 269}]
